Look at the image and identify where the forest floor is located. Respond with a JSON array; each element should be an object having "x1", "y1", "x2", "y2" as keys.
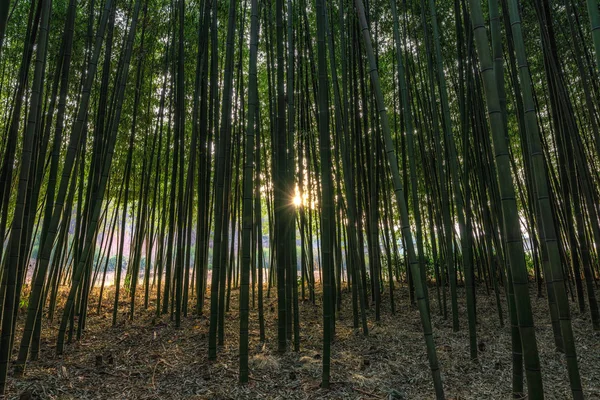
[{"x1": 4, "y1": 282, "x2": 600, "y2": 400}]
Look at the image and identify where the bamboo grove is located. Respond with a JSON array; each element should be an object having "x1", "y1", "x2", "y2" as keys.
[{"x1": 0, "y1": 0, "x2": 599, "y2": 397}]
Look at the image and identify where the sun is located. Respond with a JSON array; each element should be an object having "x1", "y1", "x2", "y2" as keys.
[{"x1": 293, "y1": 193, "x2": 302, "y2": 207}]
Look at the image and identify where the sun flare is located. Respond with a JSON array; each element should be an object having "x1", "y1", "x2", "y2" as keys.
[{"x1": 293, "y1": 193, "x2": 302, "y2": 207}]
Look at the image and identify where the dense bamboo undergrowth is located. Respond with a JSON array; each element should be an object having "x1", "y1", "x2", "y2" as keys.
[{"x1": 1, "y1": 0, "x2": 600, "y2": 397}]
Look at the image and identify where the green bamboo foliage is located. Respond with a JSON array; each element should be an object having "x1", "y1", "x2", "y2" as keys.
[
  {"x1": 15, "y1": 0, "x2": 79, "y2": 369},
  {"x1": 0, "y1": 0, "x2": 51, "y2": 392},
  {"x1": 193, "y1": 0, "x2": 211, "y2": 317},
  {"x1": 161, "y1": 6, "x2": 178, "y2": 318},
  {"x1": 240, "y1": 0, "x2": 260, "y2": 383},
  {"x1": 505, "y1": 0, "x2": 583, "y2": 395},
  {"x1": 465, "y1": 0, "x2": 544, "y2": 398},
  {"x1": 173, "y1": 0, "x2": 186, "y2": 328},
  {"x1": 0, "y1": 0, "x2": 599, "y2": 398},
  {"x1": 0, "y1": 0, "x2": 8, "y2": 54},
  {"x1": 329, "y1": 0, "x2": 368, "y2": 335},
  {"x1": 426, "y1": 0, "x2": 477, "y2": 358},
  {"x1": 256, "y1": 110, "x2": 266, "y2": 342},
  {"x1": 487, "y1": 2, "x2": 523, "y2": 392},
  {"x1": 419, "y1": 0, "x2": 458, "y2": 328},
  {"x1": 208, "y1": 0, "x2": 236, "y2": 360},
  {"x1": 486, "y1": 0, "x2": 506, "y2": 327},
  {"x1": 128, "y1": 8, "x2": 153, "y2": 319},
  {"x1": 274, "y1": 0, "x2": 289, "y2": 354},
  {"x1": 390, "y1": 0, "x2": 423, "y2": 320},
  {"x1": 57, "y1": 0, "x2": 142, "y2": 355},
  {"x1": 315, "y1": 0, "x2": 333, "y2": 387},
  {"x1": 587, "y1": 0, "x2": 600, "y2": 72},
  {"x1": 0, "y1": 0, "x2": 39, "y2": 287},
  {"x1": 354, "y1": 0, "x2": 444, "y2": 397},
  {"x1": 287, "y1": 0, "x2": 300, "y2": 352}
]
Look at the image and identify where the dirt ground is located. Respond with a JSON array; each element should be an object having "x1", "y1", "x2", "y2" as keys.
[{"x1": 4, "y1": 282, "x2": 600, "y2": 399}]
